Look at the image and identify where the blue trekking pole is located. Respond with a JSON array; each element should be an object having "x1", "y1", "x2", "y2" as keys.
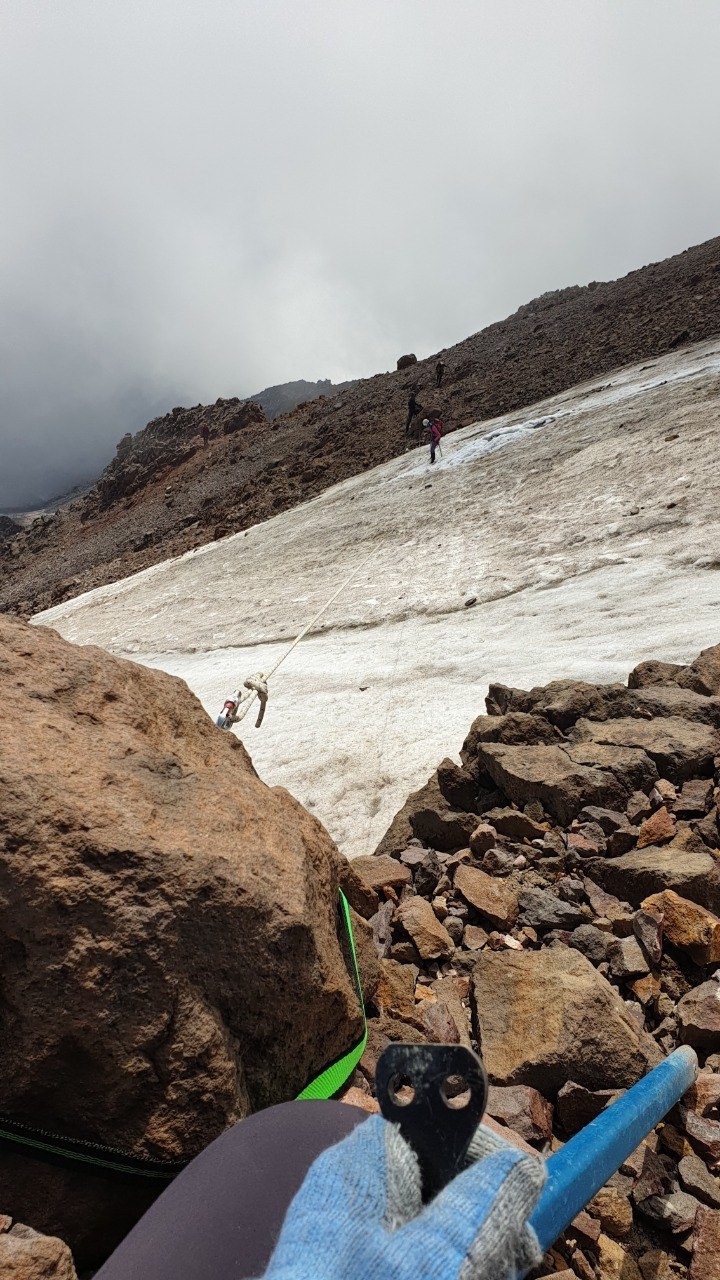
[{"x1": 529, "y1": 1046, "x2": 698, "y2": 1261}]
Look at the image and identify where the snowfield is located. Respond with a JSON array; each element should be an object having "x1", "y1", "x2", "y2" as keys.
[{"x1": 37, "y1": 339, "x2": 720, "y2": 858}]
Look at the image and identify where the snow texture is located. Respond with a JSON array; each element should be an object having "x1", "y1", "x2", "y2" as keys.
[{"x1": 36, "y1": 339, "x2": 720, "y2": 858}]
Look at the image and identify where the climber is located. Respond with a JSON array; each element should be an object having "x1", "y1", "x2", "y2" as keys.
[
  {"x1": 405, "y1": 389, "x2": 423, "y2": 434},
  {"x1": 201, "y1": 423, "x2": 210, "y2": 448},
  {"x1": 435, "y1": 358, "x2": 445, "y2": 388},
  {"x1": 92, "y1": 1043, "x2": 697, "y2": 1280},
  {"x1": 427, "y1": 414, "x2": 444, "y2": 463}
]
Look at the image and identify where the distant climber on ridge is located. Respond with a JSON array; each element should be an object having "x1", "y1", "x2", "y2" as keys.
[
  {"x1": 201, "y1": 423, "x2": 210, "y2": 448},
  {"x1": 405, "y1": 389, "x2": 423, "y2": 435},
  {"x1": 435, "y1": 359, "x2": 445, "y2": 388}
]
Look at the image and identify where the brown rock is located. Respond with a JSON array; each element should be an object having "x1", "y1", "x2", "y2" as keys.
[
  {"x1": 629, "y1": 660, "x2": 687, "y2": 689},
  {"x1": 678, "y1": 779, "x2": 715, "y2": 818},
  {"x1": 397, "y1": 896, "x2": 454, "y2": 959},
  {"x1": 483, "y1": 807, "x2": 547, "y2": 841},
  {"x1": 454, "y1": 864, "x2": 520, "y2": 929},
  {"x1": 685, "y1": 1070, "x2": 720, "y2": 1117},
  {"x1": 351, "y1": 854, "x2": 412, "y2": 892},
  {"x1": 588, "y1": 1187, "x2": 634, "y2": 1238},
  {"x1": 420, "y1": 999, "x2": 462, "y2": 1044},
  {"x1": 584, "y1": 845, "x2": 720, "y2": 912},
  {"x1": 556, "y1": 1080, "x2": 620, "y2": 1135},
  {"x1": 374, "y1": 959, "x2": 418, "y2": 1018},
  {"x1": 486, "y1": 1084, "x2": 554, "y2": 1143},
  {"x1": 571, "y1": 1209, "x2": 601, "y2": 1248},
  {"x1": 607, "y1": 935, "x2": 650, "y2": 980},
  {"x1": 596, "y1": 1233, "x2": 642, "y2": 1280},
  {"x1": 469, "y1": 823, "x2": 497, "y2": 855},
  {"x1": 689, "y1": 1206, "x2": 720, "y2": 1280},
  {"x1": 677, "y1": 978, "x2": 720, "y2": 1049},
  {"x1": 627, "y1": 791, "x2": 653, "y2": 825},
  {"x1": 339, "y1": 1087, "x2": 380, "y2": 1115},
  {"x1": 463, "y1": 924, "x2": 489, "y2": 950},
  {"x1": 476, "y1": 742, "x2": 630, "y2": 825},
  {"x1": 471, "y1": 947, "x2": 662, "y2": 1094},
  {"x1": 642, "y1": 890, "x2": 720, "y2": 965},
  {"x1": 631, "y1": 973, "x2": 661, "y2": 1006},
  {"x1": 338, "y1": 858, "x2": 379, "y2": 918},
  {"x1": 638, "y1": 1249, "x2": 673, "y2": 1280},
  {"x1": 679, "y1": 644, "x2": 720, "y2": 699},
  {"x1": 637, "y1": 807, "x2": 677, "y2": 848},
  {"x1": 678, "y1": 1154, "x2": 720, "y2": 1207},
  {"x1": 348, "y1": 909, "x2": 382, "y2": 1001},
  {"x1": 571, "y1": 715, "x2": 719, "y2": 786},
  {"x1": 683, "y1": 1110, "x2": 720, "y2": 1166},
  {"x1": 0, "y1": 1223, "x2": 78, "y2": 1279},
  {"x1": 0, "y1": 618, "x2": 363, "y2": 1267}
]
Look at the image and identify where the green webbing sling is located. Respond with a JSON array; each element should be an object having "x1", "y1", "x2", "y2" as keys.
[
  {"x1": 0, "y1": 889, "x2": 367, "y2": 1182},
  {"x1": 296, "y1": 890, "x2": 368, "y2": 1100}
]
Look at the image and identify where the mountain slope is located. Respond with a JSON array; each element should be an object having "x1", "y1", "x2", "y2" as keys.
[
  {"x1": 37, "y1": 336, "x2": 720, "y2": 857},
  {"x1": 5, "y1": 233, "x2": 720, "y2": 616}
]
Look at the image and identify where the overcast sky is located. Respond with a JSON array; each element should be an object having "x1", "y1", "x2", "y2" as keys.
[{"x1": 1, "y1": 1, "x2": 719, "y2": 509}]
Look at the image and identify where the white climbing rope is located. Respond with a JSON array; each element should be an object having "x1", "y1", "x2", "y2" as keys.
[{"x1": 216, "y1": 552, "x2": 375, "y2": 731}]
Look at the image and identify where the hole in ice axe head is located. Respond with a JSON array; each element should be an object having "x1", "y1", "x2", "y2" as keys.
[{"x1": 376, "y1": 1043, "x2": 488, "y2": 1201}]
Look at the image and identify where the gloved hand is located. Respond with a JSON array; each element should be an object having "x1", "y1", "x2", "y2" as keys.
[{"x1": 262, "y1": 1114, "x2": 546, "y2": 1280}]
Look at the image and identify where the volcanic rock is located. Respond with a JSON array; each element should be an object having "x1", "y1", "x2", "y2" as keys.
[
  {"x1": 518, "y1": 887, "x2": 586, "y2": 932},
  {"x1": 475, "y1": 742, "x2": 630, "y2": 825},
  {"x1": 689, "y1": 1207, "x2": 720, "y2": 1280},
  {"x1": 607, "y1": 936, "x2": 650, "y2": 981},
  {"x1": 485, "y1": 1084, "x2": 554, "y2": 1144},
  {"x1": 0, "y1": 1220, "x2": 78, "y2": 1279},
  {"x1": 642, "y1": 890, "x2": 720, "y2": 965},
  {"x1": 397, "y1": 895, "x2": 454, "y2": 959},
  {"x1": 637, "y1": 807, "x2": 677, "y2": 848},
  {"x1": 453, "y1": 865, "x2": 520, "y2": 929},
  {"x1": 555, "y1": 1081, "x2": 620, "y2": 1135},
  {"x1": 569, "y1": 924, "x2": 610, "y2": 966},
  {"x1": 678, "y1": 1155, "x2": 720, "y2": 1208},
  {"x1": 570, "y1": 716, "x2": 719, "y2": 786},
  {"x1": 470, "y1": 947, "x2": 662, "y2": 1094},
  {"x1": 352, "y1": 854, "x2": 412, "y2": 892},
  {"x1": 677, "y1": 978, "x2": 720, "y2": 1049},
  {"x1": 583, "y1": 845, "x2": 720, "y2": 912},
  {"x1": 588, "y1": 1187, "x2": 633, "y2": 1238},
  {"x1": 0, "y1": 617, "x2": 362, "y2": 1266}
]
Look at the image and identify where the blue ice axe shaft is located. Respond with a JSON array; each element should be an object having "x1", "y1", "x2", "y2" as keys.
[{"x1": 527, "y1": 1046, "x2": 698, "y2": 1260}]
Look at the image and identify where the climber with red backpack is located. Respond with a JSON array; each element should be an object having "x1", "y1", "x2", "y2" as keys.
[{"x1": 425, "y1": 414, "x2": 444, "y2": 464}]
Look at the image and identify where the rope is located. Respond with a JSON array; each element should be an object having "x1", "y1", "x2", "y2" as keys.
[{"x1": 218, "y1": 551, "x2": 374, "y2": 730}]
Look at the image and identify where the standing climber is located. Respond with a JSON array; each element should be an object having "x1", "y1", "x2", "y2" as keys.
[
  {"x1": 435, "y1": 359, "x2": 445, "y2": 388},
  {"x1": 405, "y1": 389, "x2": 423, "y2": 434},
  {"x1": 201, "y1": 423, "x2": 210, "y2": 448},
  {"x1": 427, "y1": 414, "x2": 444, "y2": 464}
]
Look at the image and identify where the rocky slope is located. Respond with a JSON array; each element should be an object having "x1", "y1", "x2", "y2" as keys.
[
  {"x1": 340, "y1": 644, "x2": 720, "y2": 1280},
  {"x1": 0, "y1": 615, "x2": 362, "y2": 1269},
  {"x1": 4, "y1": 234, "x2": 720, "y2": 616}
]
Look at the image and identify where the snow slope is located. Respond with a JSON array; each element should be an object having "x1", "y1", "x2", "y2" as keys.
[{"x1": 37, "y1": 339, "x2": 720, "y2": 858}]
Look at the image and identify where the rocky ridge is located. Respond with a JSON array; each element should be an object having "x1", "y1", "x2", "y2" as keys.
[
  {"x1": 3, "y1": 234, "x2": 720, "y2": 616},
  {"x1": 340, "y1": 644, "x2": 720, "y2": 1280}
]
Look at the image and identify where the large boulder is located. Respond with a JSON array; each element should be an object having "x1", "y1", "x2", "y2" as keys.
[
  {"x1": 569, "y1": 717, "x2": 719, "y2": 785},
  {"x1": 0, "y1": 618, "x2": 362, "y2": 1266},
  {"x1": 584, "y1": 845, "x2": 720, "y2": 913},
  {"x1": 629, "y1": 644, "x2": 720, "y2": 699},
  {"x1": 475, "y1": 742, "x2": 637, "y2": 825},
  {"x1": 470, "y1": 947, "x2": 662, "y2": 1095}
]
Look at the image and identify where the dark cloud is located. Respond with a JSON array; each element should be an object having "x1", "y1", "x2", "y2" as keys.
[{"x1": 1, "y1": 0, "x2": 719, "y2": 507}]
